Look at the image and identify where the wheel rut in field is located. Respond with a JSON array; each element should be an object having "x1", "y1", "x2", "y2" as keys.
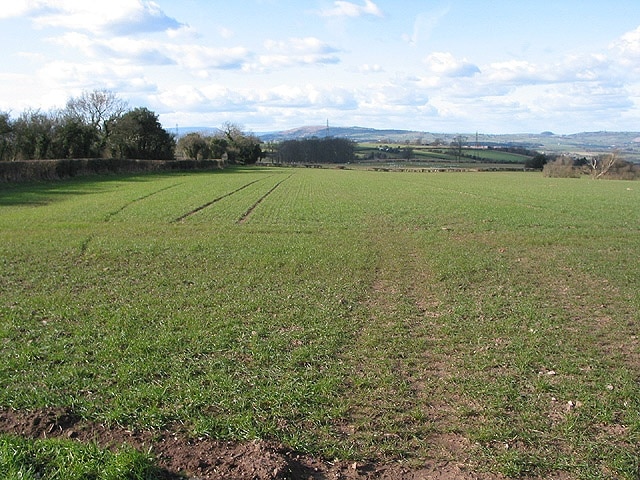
[
  {"x1": 79, "y1": 235, "x2": 93, "y2": 255},
  {"x1": 104, "y1": 183, "x2": 183, "y2": 221},
  {"x1": 237, "y1": 175, "x2": 292, "y2": 224},
  {"x1": 173, "y1": 178, "x2": 264, "y2": 222},
  {"x1": 342, "y1": 223, "x2": 474, "y2": 466}
]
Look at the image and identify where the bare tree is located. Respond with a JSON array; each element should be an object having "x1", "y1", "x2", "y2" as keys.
[
  {"x1": 587, "y1": 151, "x2": 619, "y2": 179},
  {"x1": 215, "y1": 122, "x2": 263, "y2": 164},
  {"x1": 64, "y1": 89, "x2": 128, "y2": 134},
  {"x1": 219, "y1": 121, "x2": 245, "y2": 143},
  {"x1": 451, "y1": 135, "x2": 467, "y2": 159}
]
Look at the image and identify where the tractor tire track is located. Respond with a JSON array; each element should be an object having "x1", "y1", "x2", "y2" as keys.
[
  {"x1": 173, "y1": 178, "x2": 265, "y2": 222},
  {"x1": 104, "y1": 183, "x2": 183, "y2": 221},
  {"x1": 237, "y1": 175, "x2": 292, "y2": 224},
  {"x1": 79, "y1": 235, "x2": 93, "y2": 256}
]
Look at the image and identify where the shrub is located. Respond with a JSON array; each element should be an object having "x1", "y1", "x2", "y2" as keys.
[
  {"x1": 605, "y1": 159, "x2": 640, "y2": 180},
  {"x1": 543, "y1": 156, "x2": 581, "y2": 178},
  {"x1": 0, "y1": 158, "x2": 222, "y2": 183}
]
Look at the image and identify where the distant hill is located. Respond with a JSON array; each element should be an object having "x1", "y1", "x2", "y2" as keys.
[
  {"x1": 173, "y1": 125, "x2": 640, "y2": 160},
  {"x1": 257, "y1": 126, "x2": 640, "y2": 160},
  {"x1": 175, "y1": 126, "x2": 220, "y2": 137},
  {"x1": 259, "y1": 126, "x2": 422, "y2": 143}
]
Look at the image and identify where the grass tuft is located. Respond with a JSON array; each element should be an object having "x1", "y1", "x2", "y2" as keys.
[{"x1": 0, "y1": 434, "x2": 157, "y2": 480}]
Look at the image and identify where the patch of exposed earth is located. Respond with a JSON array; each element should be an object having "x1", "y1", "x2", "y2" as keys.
[{"x1": 0, "y1": 407, "x2": 500, "y2": 480}]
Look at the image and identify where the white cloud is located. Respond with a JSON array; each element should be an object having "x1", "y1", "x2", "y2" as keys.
[
  {"x1": 359, "y1": 63, "x2": 383, "y2": 73},
  {"x1": 424, "y1": 52, "x2": 480, "y2": 78},
  {"x1": 151, "y1": 85, "x2": 251, "y2": 114},
  {"x1": 0, "y1": 72, "x2": 43, "y2": 111},
  {"x1": 11, "y1": 0, "x2": 182, "y2": 35},
  {"x1": 254, "y1": 53, "x2": 340, "y2": 70},
  {"x1": 49, "y1": 30, "x2": 337, "y2": 75},
  {"x1": 515, "y1": 83, "x2": 633, "y2": 115},
  {"x1": 35, "y1": 59, "x2": 156, "y2": 97},
  {"x1": 402, "y1": 8, "x2": 450, "y2": 46},
  {"x1": 217, "y1": 26, "x2": 234, "y2": 39},
  {"x1": 610, "y1": 26, "x2": 640, "y2": 76},
  {"x1": 166, "y1": 24, "x2": 200, "y2": 40},
  {"x1": 252, "y1": 37, "x2": 340, "y2": 71},
  {"x1": 612, "y1": 25, "x2": 640, "y2": 58},
  {"x1": 47, "y1": 28, "x2": 252, "y2": 74},
  {"x1": 151, "y1": 82, "x2": 361, "y2": 122},
  {"x1": 319, "y1": 0, "x2": 383, "y2": 18},
  {"x1": 367, "y1": 81, "x2": 429, "y2": 107},
  {"x1": 167, "y1": 45, "x2": 251, "y2": 71},
  {"x1": 484, "y1": 60, "x2": 543, "y2": 84},
  {"x1": 264, "y1": 37, "x2": 338, "y2": 55},
  {"x1": 248, "y1": 84, "x2": 357, "y2": 110},
  {"x1": 51, "y1": 32, "x2": 175, "y2": 65},
  {"x1": 0, "y1": 1, "x2": 36, "y2": 19}
]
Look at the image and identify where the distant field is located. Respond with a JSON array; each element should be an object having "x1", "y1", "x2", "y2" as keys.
[
  {"x1": 1, "y1": 167, "x2": 639, "y2": 478},
  {"x1": 355, "y1": 143, "x2": 530, "y2": 167}
]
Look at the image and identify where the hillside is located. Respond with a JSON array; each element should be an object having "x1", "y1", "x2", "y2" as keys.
[
  {"x1": 257, "y1": 126, "x2": 640, "y2": 159},
  {"x1": 174, "y1": 125, "x2": 640, "y2": 160}
]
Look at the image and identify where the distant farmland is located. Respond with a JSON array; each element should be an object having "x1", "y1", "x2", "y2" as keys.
[
  {"x1": 1, "y1": 167, "x2": 639, "y2": 479},
  {"x1": 354, "y1": 143, "x2": 531, "y2": 168}
]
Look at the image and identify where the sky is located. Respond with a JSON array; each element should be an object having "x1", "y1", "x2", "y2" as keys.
[{"x1": 1, "y1": 0, "x2": 640, "y2": 134}]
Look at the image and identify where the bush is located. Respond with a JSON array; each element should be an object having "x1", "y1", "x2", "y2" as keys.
[
  {"x1": 605, "y1": 159, "x2": 640, "y2": 180},
  {"x1": 543, "y1": 156, "x2": 581, "y2": 178},
  {"x1": 525, "y1": 153, "x2": 549, "y2": 170},
  {"x1": 0, "y1": 158, "x2": 223, "y2": 183}
]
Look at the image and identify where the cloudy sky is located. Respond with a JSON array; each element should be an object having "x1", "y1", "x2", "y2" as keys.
[{"x1": 1, "y1": 0, "x2": 640, "y2": 134}]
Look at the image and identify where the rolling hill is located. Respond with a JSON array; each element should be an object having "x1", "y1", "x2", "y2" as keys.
[{"x1": 257, "y1": 126, "x2": 640, "y2": 159}]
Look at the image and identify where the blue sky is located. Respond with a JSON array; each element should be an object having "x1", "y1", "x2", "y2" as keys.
[{"x1": 1, "y1": 0, "x2": 640, "y2": 134}]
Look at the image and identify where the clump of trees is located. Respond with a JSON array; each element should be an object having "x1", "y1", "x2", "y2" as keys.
[
  {"x1": 542, "y1": 156, "x2": 582, "y2": 178},
  {"x1": 0, "y1": 90, "x2": 176, "y2": 161},
  {"x1": 275, "y1": 137, "x2": 355, "y2": 164},
  {"x1": 176, "y1": 122, "x2": 263, "y2": 165},
  {"x1": 543, "y1": 152, "x2": 640, "y2": 179},
  {"x1": 0, "y1": 90, "x2": 266, "y2": 166},
  {"x1": 525, "y1": 153, "x2": 549, "y2": 170},
  {"x1": 107, "y1": 107, "x2": 174, "y2": 160}
]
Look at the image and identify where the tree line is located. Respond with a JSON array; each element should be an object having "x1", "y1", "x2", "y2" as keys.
[
  {"x1": 176, "y1": 123, "x2": 262, "y2": 165},
  {"x1": 0, "y1": 90, "x2": 262, "y2": 165},
  {"x1": 274, "y1": 137, "x2": 356, "y2": 164},
  {"x1": 0, "y1": 88, "x2": 355, "y2": 169}
]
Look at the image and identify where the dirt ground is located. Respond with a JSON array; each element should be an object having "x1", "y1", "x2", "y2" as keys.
[{"x1": 0, "y1": 407, "x2": 501, "y2": 480}]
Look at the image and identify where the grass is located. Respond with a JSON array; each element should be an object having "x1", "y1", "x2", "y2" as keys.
[
  {"x1": 0, "y1": 434, "x2": 156, "y2": 480},
  {"x1": 355, "y1": 143, "x2": 530, "y2": 166},
  {"x1": 1, "y1": 167, "x2": 639, "y2": 478}
]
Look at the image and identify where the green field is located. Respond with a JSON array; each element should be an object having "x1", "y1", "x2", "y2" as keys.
[
  {"x1": 354, "y1": 144, "x2": 530, "y2": 169},
  {"x1": 1, "y1": 167, "x2": 639, "y2": 478}
]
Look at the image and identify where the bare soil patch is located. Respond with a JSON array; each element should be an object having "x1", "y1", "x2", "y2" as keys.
[{"x1": 0, "y1": 407, "x2": 499, "y2": 480}]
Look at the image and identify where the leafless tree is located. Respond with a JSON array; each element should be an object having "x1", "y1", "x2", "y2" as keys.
[
  {"x1": 451, "y1": 135, "x2": 467, "y2": 159},
  {"x1": 587, "y1": 151, "x2": 619, "y2": 179},
  {"x1": 64, "y1": 89, "x2": 128, "y2": 134},
  {"x1": 218, "y1": 121, "x2": 245, "y2": 143}
]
